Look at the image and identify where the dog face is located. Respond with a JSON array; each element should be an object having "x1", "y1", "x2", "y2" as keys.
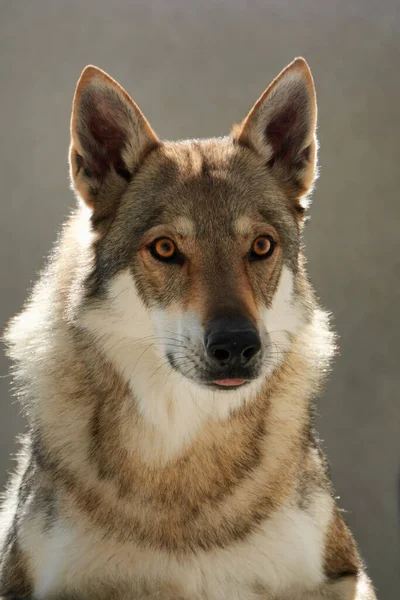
[{"x1": 71, "y1": 59, "x2": 317, "y2": 408}]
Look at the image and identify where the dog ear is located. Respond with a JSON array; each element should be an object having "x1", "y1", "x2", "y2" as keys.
[
  {"x1": 233, "y1": 58, "x2": 317, "y2": 206},
  {"x1": 70, "y1": 66, "x2": 159, "y2": 211}
]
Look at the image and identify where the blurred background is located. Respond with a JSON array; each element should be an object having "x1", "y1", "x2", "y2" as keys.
[{"x1": 1, "y1": 1, "x2": 399, "y2": 597}]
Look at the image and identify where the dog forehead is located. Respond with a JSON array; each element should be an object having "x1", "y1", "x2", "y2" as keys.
[
  {"x1": 112, "y1": 136, "x2": 300, "y2": 267},
  {"x1": 143, "y1": 138, "x2": 289, "y2": 237}
]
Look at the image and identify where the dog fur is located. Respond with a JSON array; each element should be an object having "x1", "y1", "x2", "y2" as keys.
[{"x1": 0, "y1": 58, "x2": 376, "y2": 599}]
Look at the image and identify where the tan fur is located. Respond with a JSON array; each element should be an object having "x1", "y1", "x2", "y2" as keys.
[
  {"x1": 0, "y1": 60, "x2": 376, "y2": 599},
  {"x1": 324, "y1": 507, "x2": 361, "y2": 580}
]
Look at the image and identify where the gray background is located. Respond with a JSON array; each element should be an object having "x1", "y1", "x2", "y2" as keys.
[{"x1": 1, "y1": 1, "x2": 399, "y2": 597}]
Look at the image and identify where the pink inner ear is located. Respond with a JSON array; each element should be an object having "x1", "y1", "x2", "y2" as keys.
[
  {"x1": 265, "y1": 105, "x2": 298, "y2": 156},
  {"x1": 89, "y1": 102, "x2": 127, "y2": 151},
  {"x1": 84, "y1": 99, "x2": 129, "y2": 179}
]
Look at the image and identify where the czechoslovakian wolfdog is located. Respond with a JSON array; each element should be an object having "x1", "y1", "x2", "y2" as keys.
[{"x1": 0, "y1": 58, "x2": 376, "y2": 599}]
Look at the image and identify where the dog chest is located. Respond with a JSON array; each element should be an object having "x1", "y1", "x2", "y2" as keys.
[{"x1": 27, "y1": 495, "x2": 332, "y2": 599}]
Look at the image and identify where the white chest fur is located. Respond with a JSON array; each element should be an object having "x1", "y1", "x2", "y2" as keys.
[{"x1": 27, "y1": 493, "x2": 333, "y2": 599}]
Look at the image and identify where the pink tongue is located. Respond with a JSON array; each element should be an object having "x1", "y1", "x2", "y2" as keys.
[{"x1": 213, "y1": 379, "x2": 246, "y2": 387}]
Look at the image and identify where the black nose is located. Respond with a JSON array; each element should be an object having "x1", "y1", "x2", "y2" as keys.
[{"x1": 205, "y1": 317, "x2": 261, "y2": 367}]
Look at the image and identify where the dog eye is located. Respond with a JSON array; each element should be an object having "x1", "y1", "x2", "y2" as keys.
[
  {"x1": 149, "y1": 238, "x2": 182, "y2": 264},
  {"x1": 249, "y1": 235, "x2": 275, "y2": 260}
]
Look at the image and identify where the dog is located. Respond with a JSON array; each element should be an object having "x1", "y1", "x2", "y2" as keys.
[{"x1": 0, "y1": 58, "x2": 376, "y2": 599}]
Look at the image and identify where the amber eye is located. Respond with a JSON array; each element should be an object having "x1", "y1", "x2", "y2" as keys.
[
  {"x1": 149, "y1": 237, "x2": 183, "y2": 264},
  {"x1": 249, "y1": 235, "x2": 275, "y2": 260},
  {"x1": 154, "y1": 238, "x2": 175, "y2": 258}
]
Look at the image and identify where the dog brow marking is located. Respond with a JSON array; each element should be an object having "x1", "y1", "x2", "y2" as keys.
[
  {"x1": 174, "y1": 217, "x2": 194, "y2": 237},
  {"x1": 235, "y1": 216, "x2": 253, "y2": 235}
]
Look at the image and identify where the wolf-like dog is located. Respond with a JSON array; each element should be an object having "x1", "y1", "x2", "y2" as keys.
[{"x1": 0, "y1": 58, "x2": 376, "y2": 599}]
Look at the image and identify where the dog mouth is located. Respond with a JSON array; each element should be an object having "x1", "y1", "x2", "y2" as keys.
[
  {"x1": 167, "y1": 352, "x2": 258, "y2": 390},
  {"x1": 211, "y1": 378, "x2": 249, "y2": 389},
  {"x1": 166, "y1": 348, "x2": 263, "y2": 391}
]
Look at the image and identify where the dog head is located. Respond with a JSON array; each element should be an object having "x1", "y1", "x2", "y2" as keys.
[{"x1": 71, "y1": 59, "x2": 318, "y2": 414}]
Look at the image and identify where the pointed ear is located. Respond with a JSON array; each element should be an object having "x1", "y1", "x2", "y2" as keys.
[
  {"x1": 69, "y1": 65, "x2": 159, "y2": 211},
  {"x1": 233, "y1": 58, "x2": 317, "y2": 204}
]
